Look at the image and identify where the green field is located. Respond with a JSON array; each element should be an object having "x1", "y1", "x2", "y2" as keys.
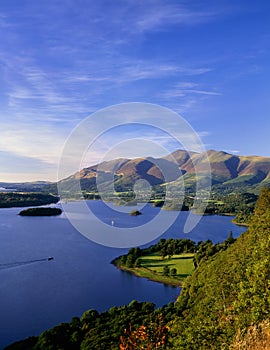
[
  {"x1": 116, "y1": 253, "x2": 195, "y2": 286},
  {"x1": 140, "y1": 253, "x2": 194, "y2": 275}
]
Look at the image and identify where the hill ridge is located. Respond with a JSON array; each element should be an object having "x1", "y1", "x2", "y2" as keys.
[{"x1": 60, "y1": 149, "x2": 270, "y2": 194}]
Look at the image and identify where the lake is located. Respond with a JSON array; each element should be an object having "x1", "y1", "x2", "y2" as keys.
[{"x1": 0, "y1": 201, "x2": 246, "y2": 348}]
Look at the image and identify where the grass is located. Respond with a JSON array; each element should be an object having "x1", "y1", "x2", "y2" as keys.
[
  {"x1": 140, "y1": 253, "x2": 194, "y2": 275},
  {"x1": 205, "y1": 199, "x2": 224, "y2": 204},
  {"x1": 115, "y1": 253, "x2": 195, "y2": 286}
]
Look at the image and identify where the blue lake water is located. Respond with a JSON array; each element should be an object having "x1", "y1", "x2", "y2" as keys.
[{"x1": 0, "y1": 201, "x2": 246, "y2": 348}]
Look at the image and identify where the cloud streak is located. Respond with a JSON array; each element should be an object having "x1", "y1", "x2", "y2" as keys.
[{"x1": 162, "y1": 82, "x2": 221, "y2": 99}]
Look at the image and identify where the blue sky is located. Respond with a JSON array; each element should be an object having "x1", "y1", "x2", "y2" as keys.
[{"x1": 0, "y1": 0, "x2": 269, "y2": 181}]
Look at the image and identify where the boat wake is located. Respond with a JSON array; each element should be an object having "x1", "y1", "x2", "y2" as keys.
[{"x1": 0, "y1": 257, "x2": 54, "y2": 270}]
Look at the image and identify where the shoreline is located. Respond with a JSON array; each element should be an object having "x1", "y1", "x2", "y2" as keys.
[
  {"x1": 115, "y1": 265, "x2": 184, "y2": 288},
  {"x1": 231, "y1": 219, "x2": 249, "y2": 227},
  {"x1": 1, "y1": 196, "x2": 250, "y2": 227},
  {"x1": 112, "y1": 258, "x2": 186, "y2": 287}
]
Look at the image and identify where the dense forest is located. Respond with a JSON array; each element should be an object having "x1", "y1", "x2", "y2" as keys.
[
  {"x1": 5, "y1": 188, "x2": 270, "y2": 349},
  {"x1": 169, "y1": 187, "x2": 270, "y2": 349}
]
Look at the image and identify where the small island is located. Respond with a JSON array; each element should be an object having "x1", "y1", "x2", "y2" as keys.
[
  {"x1": 130, "y1": 210, "x2": 142, "y2": 216},
  {"x1": 19, "y1": 207, "x2": 62, "y2": 216}
]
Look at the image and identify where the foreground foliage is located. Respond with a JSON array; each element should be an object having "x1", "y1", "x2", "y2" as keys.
[
  {"x1": 5, "y1": 301, "x2": 175, "y2": 350},
  {"x1": 170, "y1": 187, "x2": 270, "y2": 349},
  {"x1": 119, "y1": 314, "x2": 169, "y2": 350}
]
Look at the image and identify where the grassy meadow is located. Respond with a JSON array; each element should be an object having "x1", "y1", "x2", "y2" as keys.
[{"x1": 117, "y1": 253, "x2": 195, "y2": 286}]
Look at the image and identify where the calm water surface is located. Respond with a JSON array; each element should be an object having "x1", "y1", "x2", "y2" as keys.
[{"x1": 0, "y1": 201, "x2": 246, "y2": 348}]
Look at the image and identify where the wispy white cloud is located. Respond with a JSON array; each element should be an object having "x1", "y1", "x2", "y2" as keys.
[
  {"x1": 109, "y1": 1, "x2": 221, "y2": 34},
  {"x1": 0, "y1": 120, "x2": 67, "y2": 165},
  {"x1": 186, "y1": 90, "x2": 221, "y2": 96},
  {"x1": 120, "y1": 64, "x2": 212, "y2": 82},
  {"x1": 0, "y1": 136, "x2": 60, "y2": 182},
  {"x1": 224, "y1": 149, "x2": 240, "y2": 154},
  {"x1": 0, "y1": 54, "x2": 96, "y2": 119},
  {"x1": 54, "y1": 60, "x2": 212, "y2": 88},
  {"x1": 162, "y1": 82, "x2": 221, "y2": 99}
]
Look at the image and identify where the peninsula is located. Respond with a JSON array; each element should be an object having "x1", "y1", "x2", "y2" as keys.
[{"x1": 112, "y1": 235, "x2": 236, "y2": 286}]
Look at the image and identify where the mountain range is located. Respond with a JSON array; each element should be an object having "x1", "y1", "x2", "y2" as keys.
[
  {"x1": 59, "y1": 149, "x2": 270, "y2": 195},
  {"x1": 1, "y1": 150, "x2": 269, "y2": 195}
]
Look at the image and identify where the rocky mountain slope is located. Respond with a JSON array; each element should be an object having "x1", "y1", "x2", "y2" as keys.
[{"x1": 59, "y1": 150, "x2": 270, "y2": 194}]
